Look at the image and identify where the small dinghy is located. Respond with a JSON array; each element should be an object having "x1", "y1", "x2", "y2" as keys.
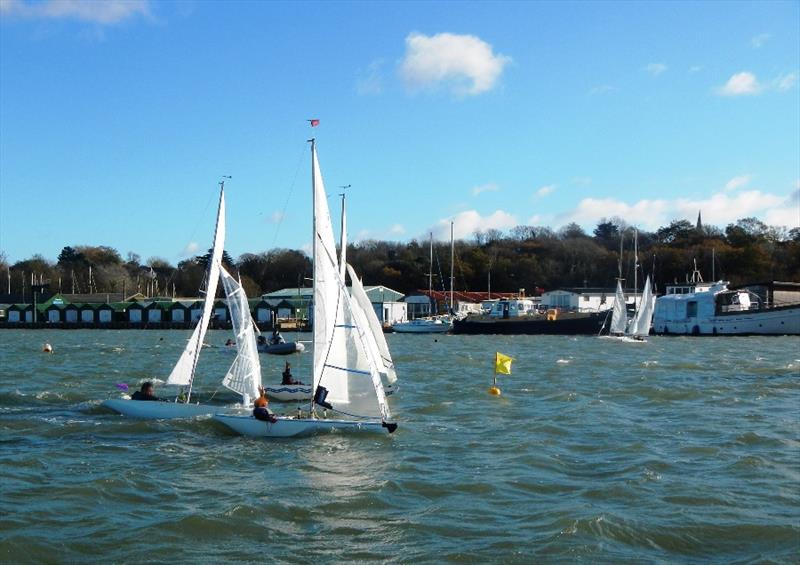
[
  {"x1": 256, "y1": 335, "x2": 305, "y2": 355},
  {"x1": 103, "y1": 182, "x2": 261, "y2": 419}
]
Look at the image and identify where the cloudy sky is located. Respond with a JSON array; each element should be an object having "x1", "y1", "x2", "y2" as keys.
[{"x1": 0, "y1": 0, "x2": 798, "y2": 263}]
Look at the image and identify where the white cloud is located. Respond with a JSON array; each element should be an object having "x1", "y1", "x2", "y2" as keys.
[
  {"x1": 180, "y1": 242, "x2": 199, "y2": 257},
  {"x1": 751, "y1": 33, "x2": 771, "y2": 48},
  {"x1": 589, "y1": 84, "x2": 617, "y2": 95},
  {"x1": 724, "y1": 174, "x2": 752, "y2": 191},
  {"x1": 763, "y1": 190, "x2": 800, "y2": 227},
  {"x1": 400, "y1": 32, "x2": 511, "y2": 96},
  {"x1": 356, "y1": 59, "x2": 384, "y2": 95},
  {"x1": 535, "y1": 184, "x2": 555, "y2": 198},
  {"x1": 644, "y1": 63, "x2": 667, "y2": 76},
  {"x1": 558, "y1": 189, "x2": 796, "y2": 230},
  {"x1": 0, "y1": 0, "x2": 151, "y2": 24},
  {"x1": 429, "y1": 209, "x2": 518, "y2": 240},
  {"x1": 472, "y1": 182, "x2": 499, "y2": 196},
  {"x1": 262, "y1": 211, "x2": 285, "y2": 225},
  {"x1": 774, "y1": 72, "x2": 797, "y2": 92},
  {"x1": 389, "y1": 224, "x2": 406, "y2": 235},
  {"x1": 717, "y1": 71, "x2": 761, "y2": 96}
]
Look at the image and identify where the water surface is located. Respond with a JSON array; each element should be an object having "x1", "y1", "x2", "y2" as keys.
[{"x1": 1, "y1": 330, "x2": 798, "y2": 563}]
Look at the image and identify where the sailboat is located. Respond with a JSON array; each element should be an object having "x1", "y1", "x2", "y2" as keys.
[
  {"x1": 603, "y1": 229, "x2": 654, "y2": 342},
  {"x1": 392, "y1": 226, "x2": 454, "y2": 333},
  {"x1": 103, "y1": 182, "x2": 257, "y2": 418},
  {"x1": 263, "y1": 193, "x2": 397, "y2": 402},
  {"x1": 627, "y1": 275, "x2": 655, "y2": 340},
  {"x1": 213, "y1": 138, "x2": 397, "y2": 437}
]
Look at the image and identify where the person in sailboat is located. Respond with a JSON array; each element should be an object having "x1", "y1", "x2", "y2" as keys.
[
  {"x1": 281, "y1": 362, "x2": 303, "y2": 385},
  {"x1": 225, "y1": 338, "x2": 235, "y2": 347},
  {"x1": 131, "y1": 381, "x2": 160, "y2": 401},
  {"x1": 268, "y1": 328, "x2": 285, "y2": 346},
  {"x1": 253, "y1": 386, "x2": 277, "y2": 423}
]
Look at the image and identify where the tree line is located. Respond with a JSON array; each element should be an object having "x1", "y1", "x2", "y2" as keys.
[{"x1": 2, "y1": 216, "x2": 798, "y2": 301}]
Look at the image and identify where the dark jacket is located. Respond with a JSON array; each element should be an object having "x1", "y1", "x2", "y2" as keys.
[{"x1": 131, "y1": 390, "x2": 160, "y2": 401}]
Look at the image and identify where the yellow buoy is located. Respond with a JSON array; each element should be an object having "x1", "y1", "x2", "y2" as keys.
[
  {"x1": 488, "y1": 386, "x2": 501, "y2": 396},
  {"x1": 42, "y1": 343, "x2": 53, "y2": 353}
]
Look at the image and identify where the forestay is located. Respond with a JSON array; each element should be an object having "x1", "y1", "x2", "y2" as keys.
[
  {"x1": 219, "y1": 265, "x2": 261, "y2": 404},
  {"x1": 166, "y1": 185, "x2": 226, "y2": 395}
]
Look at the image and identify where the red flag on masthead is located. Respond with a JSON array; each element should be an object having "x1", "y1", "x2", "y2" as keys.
[{"x1": 308, "y1": 119, "x2": 320, "y2": 127}]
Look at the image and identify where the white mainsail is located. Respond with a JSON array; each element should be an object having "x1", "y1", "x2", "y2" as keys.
[
  {"x1": 347, "y1": 263, "x2": 397, "y2": 384},
  {"x1": 610, "y1": 279, "x2": 628, "y2": 335},
  {"x1": 311, "y1": 140, "x2": 392, "y2": 422},
  {"x1": 219, "y1": 265, "x2": 261, "y2": 404},
  {"x1": 629, "y1": 275, "x2": 655, "y2": 338},
  {"x1": 312, "y1": 142, "x2": 349, "y2": 403},
  {"x1": 166, "y1": 184, "x2": 226, "y2": 398}
]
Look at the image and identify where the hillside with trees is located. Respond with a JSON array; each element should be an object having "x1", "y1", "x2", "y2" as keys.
[{"x1": 2, "y1": 217, "x2": 798, "y2": 300}]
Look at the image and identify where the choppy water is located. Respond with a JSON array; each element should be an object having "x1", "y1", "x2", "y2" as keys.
[{"x1": 1, "y1": 330, "x2": 798, "y2": 563}]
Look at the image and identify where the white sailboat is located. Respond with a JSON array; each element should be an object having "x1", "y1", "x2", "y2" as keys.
[
  {"x1": 627, "y1": 275, "x2": 655, "y2": 340},
  {"x1": 609, "y1": 279, "x2": 629, "y2": 336},
  {"x1": 104, "y1": 182, "x2": 253, "y2": 418},
  {"x1": 392, "y1": 228, "x2": 453, "y2": 333},
  {"x1": 214, "y1": 138, "x2": 397, "y2": 437}
]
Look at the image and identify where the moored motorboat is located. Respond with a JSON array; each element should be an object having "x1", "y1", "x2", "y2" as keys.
[
  {"x1": 392, "y1": 317, "x2": 452, "y2": 333},
  {"x1": 654, "y1": 280, "x2": 800, "y2": 335}
]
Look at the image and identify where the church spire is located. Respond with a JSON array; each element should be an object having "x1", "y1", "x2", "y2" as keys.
[{"x1": 696, "y1": 210, "x2": 703, "y2": 231}]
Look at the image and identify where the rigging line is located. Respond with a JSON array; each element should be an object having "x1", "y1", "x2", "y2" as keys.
[{"x1": 271, "y1": 143, "x2": 309, "y2": 248}]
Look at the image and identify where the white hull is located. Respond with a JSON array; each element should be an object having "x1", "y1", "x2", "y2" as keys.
[
  {"x1": 264, "y1": 383, "x2": 397, "y2": 402},
  {"x1": 599, "y1": 335, "x2": 648, "y2": 343},
  {"x1": 213, "y1": 414, "x2": 390, "y2": 437},
  {"x1": 103, "y1": 398, "x2": 245, "y2": 419},
  {"x1": 654, "y1": 306, "x2": 800, "y2": 335},
  {"x1": 391, "y1": 320, "x2": 451, "y2": 333}
]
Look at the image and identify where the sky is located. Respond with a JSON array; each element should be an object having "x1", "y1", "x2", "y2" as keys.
[{"x1": 1, "y1": 0, "x2": 798, "y2": 265}]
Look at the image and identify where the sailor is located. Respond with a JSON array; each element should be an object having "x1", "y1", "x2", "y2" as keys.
[
  {"x1": 131, "y1": 381, "x2": 160, "y2": 401},
  {"x1": 269, "y1": 328, "x2": 285, "y2": 346},
  {"x1": 253, "y1": 386, "x2": 277, "y2": 423},
  {"x1": 225, "y1": 338, "x2": 235, "y2": 347},
  {"x1": 282, "y1": 362, "x2": 302, "y2": 385}
]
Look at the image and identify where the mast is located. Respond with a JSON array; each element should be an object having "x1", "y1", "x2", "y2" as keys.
[
  {"x1": 632, "y1": 228, "x2": 639, "y2": 322},
  {"x1": 449, "y1": 221, "x2": 454, "y2": 314},
  {"x1": 309, "y1": 138, "x2": 317, "y2": 411},
  {"x1": 338, "y1": 185, "x2": 349, "y2": 280},
  {"x1": 428, "y1": 232, "x2": 433, "y2": 315}
]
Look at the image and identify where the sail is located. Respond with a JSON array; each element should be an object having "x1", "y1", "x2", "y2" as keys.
[
  {"x1": 166, "y1": 185, "x2": 225, "y2": 389},
  {"x1": 610, "y1": 280, "x2": 628, "y2": 335},
  {"x1": 312, "y1": 143, "x2": 348, "y2": 403},
  {"x1": 347, "y1": 263, "x2": 397, "y2": 384},
  {"x1": 219, "y1": 266, "x2": 261, "y2": 404},
  {"x1": 311, "y1": 142, "x2": 391, "y2": 420},
  {"x1": 630, "y1": 275, "x2": 655, "y2": 337}
]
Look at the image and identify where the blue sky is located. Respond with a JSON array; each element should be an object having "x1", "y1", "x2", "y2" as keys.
[{"x1": 1, "y1": 0, "x2": 798, "y2": 264}]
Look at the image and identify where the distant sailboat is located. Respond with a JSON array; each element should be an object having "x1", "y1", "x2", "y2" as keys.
[
  {"x1": 627, "y1": 275, "x2": 655, "y2": 340},
  {"x1": 609, "y1": 279, "x2": 628, "y2": 336},
  {"x1": 214, "y1": 138, "x2": 397, "y2": 437},
  {"x1": 104, "y1": 181, "x2": 255, "y2": 418},
  {"x1": 392, "y1": 227, "x2": 453, "y2": 333}
]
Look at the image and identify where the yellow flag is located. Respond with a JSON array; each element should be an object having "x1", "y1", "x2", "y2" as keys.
[{"x1": 495, "y1": 352, "x2": 513, "y2": 375}]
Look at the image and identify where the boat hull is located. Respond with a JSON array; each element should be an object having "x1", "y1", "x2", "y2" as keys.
[
  {"x1": 102, "y1": 398, "x2": 228, "y2": 419},
  {"x1": 265, "y1": 383, "x2": 397, "y2": 402},
  {"x1": 213, "y1": 414, "x2": 389, "y2": 437},
  {"x1": 654, "y1": 305, "x2": 800, "y2": 336},
  {"x1": 391, "y1": 321, "x2": 451, "y2": 333},
  {"x1": 453, "y1": 312, "x2": 605, "y2": 335},
  {"x1": 257, "y1": 342, "x2": 305, "y2": 355}
]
